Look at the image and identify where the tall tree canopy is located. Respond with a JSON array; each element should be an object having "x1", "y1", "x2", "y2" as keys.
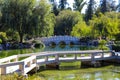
[
  {"x1": 55, "y1": 10, "x2": 83, "y2": 35},
  {"x1": 85, "y1": 0, "x2": 95, "y2": 22},
  {"x1": 73, "y1": 0, "x2": 86, "y2": 13},
  {"x1": 31, "y1": 0, "x2": 55, "y2": 37},
  {"x1": 1, "y1": 0, "x2": 55, "y2": 42},
  {"x1": 58, "y1": 0, "x2": 68, "y2": 10},
  {"x1": 1, "y1": 0, "x2": 35, "y2": 42},
  {"x1": 71, "y1": 21, "x2": 91, "y2": 37},
  {"x1": 100, "y1": 0, "x2": 110, "y2": 13},
  {"x1": 89, "y1": 12, "x2": 120, "y2": 39},
  {"x1": 52, "y1": 2, "x2": 59, "y2": 16}
]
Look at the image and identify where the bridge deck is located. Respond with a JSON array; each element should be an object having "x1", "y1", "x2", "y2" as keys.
[{"x1": 0, "y1": 50, "x2": 119, "y2": 75}]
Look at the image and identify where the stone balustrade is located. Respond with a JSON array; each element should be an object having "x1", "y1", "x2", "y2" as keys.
[{"x1": 0, "y1": 50, "x2": 117, "y2": 75}]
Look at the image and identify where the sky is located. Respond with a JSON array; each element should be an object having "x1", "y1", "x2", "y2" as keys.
[{"x1": 55, "y1": 0, "x2": 119, "y2": 13}]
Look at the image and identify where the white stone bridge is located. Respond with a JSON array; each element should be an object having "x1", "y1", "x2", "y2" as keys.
[
  {"x1": 0, "y1": 50, "x2": 119, "y2": 76},
  {"x1": 38, "y1": 36, "x2": 80, "y2": 45}
]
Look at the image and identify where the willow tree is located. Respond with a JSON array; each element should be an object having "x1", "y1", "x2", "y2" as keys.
[
  {"x1": 32, "y1": 0, "x2": 55, "y2": 37},
  {"x1": 1, "y1": 0, "x2": 35, "y2": 42}
]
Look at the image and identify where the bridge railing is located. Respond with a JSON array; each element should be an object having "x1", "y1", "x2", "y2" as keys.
[
  {"x1": 21, "y1": 55, "x2": 36, "y2": 74},
  {"x1": 0, "y1": 50, "x2": 115, "y2": 75},
  {"x1": 0, "y1": 61, "x2": 24, "y2": 75},
  {"x1": 0, "y1": 55, "x2": 18, "y2": 64}
]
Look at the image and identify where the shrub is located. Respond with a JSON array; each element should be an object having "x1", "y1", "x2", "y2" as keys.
[
  {"x1": 112, "y1": 45, "x2": 120, "y2": 52},
  {"x1": 98, "y1": 45, "x2": 109, "y2": 50},
  {"x1": 0, "y1": 38, "x2": 2, "y2": 44},
  {"x1": 0, "y1": 32, "x2": 8, "y2": 42},
  {"x1": 11, "y1": 43, "x2": 20, "y2": 49},
  {"x1": 6, "y1": 30, "x2": 20, "y2": 42},
  {"x1": 99, "y1": 40, "x2": 107, "y2": 45}
]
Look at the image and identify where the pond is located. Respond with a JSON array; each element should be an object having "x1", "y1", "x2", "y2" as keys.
[
  {"x1": 0, "y1": 45, "x2": 119, "y2": 80},
  {"x1": 43, "y1": 45, "x2": 99, "y2": 51},
  {"x1": 35, "y1": 62, "x2": 120, "y2": 80},
  {"x1": 0, "y1": 45, "x2": 98, "y2": 58}
]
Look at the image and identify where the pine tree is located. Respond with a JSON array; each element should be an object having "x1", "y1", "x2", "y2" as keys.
[
  {"x1": 73, "y1": 0, "x2": 86, "y2": 13},
  {"x1": 85, "y1": 0, "x2": 95, "y2": 22},
  {"x1": 58, "y1": 0, "x2": 68, "y2": 10}
]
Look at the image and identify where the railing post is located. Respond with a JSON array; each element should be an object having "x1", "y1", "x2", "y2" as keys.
[
  {"x1": 32, "y1": 59, "x2": 36, "y2": 64},
  {"x1": 0, "y1": 67, "x2": 6, "y2": 75},
  {"x1": 101, "y1": 52, "x2": 104, "y2": 58},
  {"x1": 75, "y1": 53, "x2": 77, "y2": 60},
  {"x1": 45, "y1": 56, "x2": 48, "y2": 62},
  {"x1": 27, "y1": 62, "x2": 31, "y2": 67},
  {"x1": 91, "y1": 53, "x2": 95, "y2": 61},
  {"x1": 14, "y1": 56, "x2": 18, "y2": 62},
  {"x1": 55, "y1": 55, "x2": 59, "y2": 61},
  {"x1": 19, "y1": 62, "x2": 24, "y2": 75}
]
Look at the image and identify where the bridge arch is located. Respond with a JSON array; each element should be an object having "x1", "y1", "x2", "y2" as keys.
[{"x1": 39, "y1": 36, "x2": 80, "y2": 46}]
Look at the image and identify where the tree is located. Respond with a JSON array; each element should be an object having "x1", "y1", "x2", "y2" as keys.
[
  {"x1": 99, "y1": 0, "x2": 116, "y2": 13},
  {"x1": 100, "y1": 0, "x2": 108, "y2": 13},
  {"x1": 1, "y1": 0, "x2": 35, "y2": 42},
  {"x1": 32, "y1": 0, "x2": 55, "y2": 37},
  {"x1": 89, "y1": 12, "x2": 120, "y2": 40},
  {"x1": 73, "y1": 0, "x2": 86, "y2": 13},
  {"x1": 71, "y1": 21, "x2": 91, "y2": 37},
  {"x1": 85, "y1": 0, "x2": 95, "y2": 22},
  {"x1": 55, "y1": 10, "x2": 83, "y2": 35},
  {"x1": 58, "y1": 0, "x2": 68, "y2": 10},
  {"x1": 52, "y1": 2, "x2": 59, "y2": 16}
]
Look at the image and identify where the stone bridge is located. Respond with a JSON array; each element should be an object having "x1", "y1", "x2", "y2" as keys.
[
  {"x1": 0, "y1": 50, "x2": 119, "y2": 76},
  {"x1": 38, "y1": 36, "x2": 80, "y2": 45}
]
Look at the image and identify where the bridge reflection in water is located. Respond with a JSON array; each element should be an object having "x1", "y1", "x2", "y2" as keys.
[{"x1": 0, "y1": 50, "x2": 120, "y2": 76}]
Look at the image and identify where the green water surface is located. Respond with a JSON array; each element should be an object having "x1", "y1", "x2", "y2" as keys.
[{"x1": 0, "y1": 45, "x2": 119, "y2": 80}]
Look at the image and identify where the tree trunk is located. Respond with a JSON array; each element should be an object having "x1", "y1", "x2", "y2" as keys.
[{"x1": 19, "y1": 32, "x2": 23, "y2": 43}]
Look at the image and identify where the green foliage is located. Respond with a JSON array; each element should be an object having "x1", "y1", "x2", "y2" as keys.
[
  {"x1": 89, "y1": 12, "x2": 120, "y2": 40},
  {"x1": 52, "y1": 3, "x2": 59, "y2": 16},
  {"x1": 1, "y1": 0, "x2": 35, "y2": 42},
  {"x1": 98, "y1": 40, "x2": 109, "y2": 50},
  {"x1": 0, "y1": 38, "x2": 2, "y2": 43},
  {"x1": 0, "y1": 73, "x2": 43, "y2": 80},
  {"x1": 55, "y1": 10, "x2": 83, "y2": 35},
  {"x1": 32, "y1": 0, "x2": 55, "y2": 37},
  {"x1": 112, "y1": 45, "x2": 120, "y2": 52},
  {"x1": 99, "y1": 40, "x2": 107, "y2": 45},
  {"x1": 98, "y1": 45, "x2": 109, "y2": 50},
  {"x1": 85, "y1": 0, "x2": 95, "y2": 22},
  {"x1": 71, "y1": 21, "x2": 91, "y2": 37},
  {"x1": 0, "y1": 32, "x2": 7, "y2": 42},
  {"x1": 6, "y1": 29, "x2": 20, "y2": 42}
]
